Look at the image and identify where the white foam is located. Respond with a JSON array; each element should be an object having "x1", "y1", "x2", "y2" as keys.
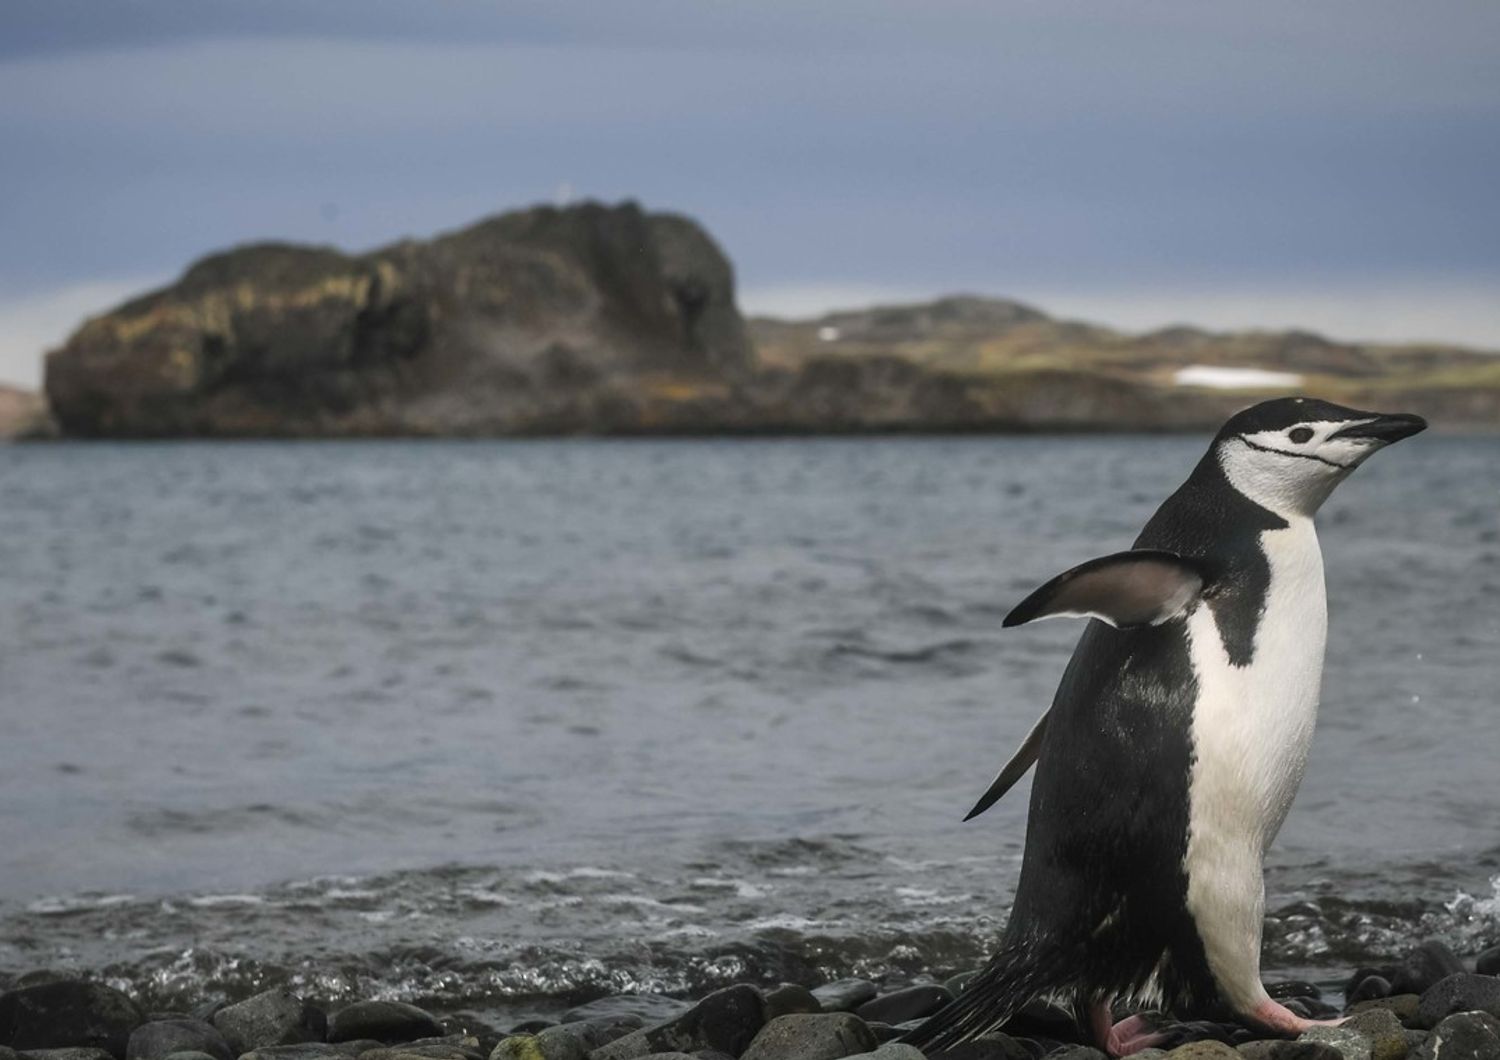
[
  {"x1": 26, "y1": 894, "x2": 136, "y2": 915},
  {"x1": 185, "y1": 893, "x2": 265, "y2": 908},
  {"x1": 1174, "y1": 365, "x2": 1304, "y2": 389}
]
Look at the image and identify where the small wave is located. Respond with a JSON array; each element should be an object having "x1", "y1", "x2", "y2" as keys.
[
  {"x1": 26, "y1": 894, "x2": 136, "y2": 916},
  {"x1": 185, "y1": 894, "x2": 265, "y2": 909}
]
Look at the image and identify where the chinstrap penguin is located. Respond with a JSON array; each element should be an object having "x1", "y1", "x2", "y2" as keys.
[{"x1": 903, "y1": 398, "x2": 1426, "y2": 1057}]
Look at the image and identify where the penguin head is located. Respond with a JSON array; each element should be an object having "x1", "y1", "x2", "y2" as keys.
[{"x1": 1213, "y1": 397, "x2": 1426, "y2": 516}]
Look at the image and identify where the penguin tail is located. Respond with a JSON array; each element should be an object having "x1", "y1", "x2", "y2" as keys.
[{"x1": 899, "y1": 939, "x2": 1076, "y2": 1053}]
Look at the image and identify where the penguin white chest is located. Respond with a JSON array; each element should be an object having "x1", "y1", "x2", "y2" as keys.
[
  {"x1": 1188, "y1": 519, "x2": 1327, "y2": 843},
  {"x1": 1181, "y1": 518, "x2": 1327, "y2": 1010}
]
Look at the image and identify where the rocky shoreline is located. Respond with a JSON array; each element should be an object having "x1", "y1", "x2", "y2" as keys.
[
  {"x1": 28, "y1": 201, "x2": 1500, "y2": 439},
  {"x1": 4, "y1": 940, "x2": 1500, "y2": 1060}
]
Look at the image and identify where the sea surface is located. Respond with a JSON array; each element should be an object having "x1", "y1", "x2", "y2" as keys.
[{"x1": 0, "y1": 435, "x2": 1496, "y2": 1022}]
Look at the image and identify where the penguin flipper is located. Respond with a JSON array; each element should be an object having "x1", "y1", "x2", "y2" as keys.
[
  {"x1": 963, "y1": 709, "x2": 1048, "y2": 821},
  {"x1": 1002, "y1": 549, "x2": 1208, "y2": 629}
]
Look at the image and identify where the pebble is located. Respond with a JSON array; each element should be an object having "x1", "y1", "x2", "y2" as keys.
[
  {"x1": 844, "y1": 1045, "x2": 928, "y2": 1060},
  {"x1": 0, "y1": 980, "x2": 145, "y2": 1057},
  {"x1": 211, "y1": 990, "x2": 327, "y2": 1053},
  {"x1": 740, "y1": 1014, "x2": 876, "y2": 1060},
  {"x1": 1347, "y1": 996, "x2": 1422, "y2": 1028},
  {"x1": 327, "y1": 1002, "x2": 444, "y2": 1044},
  {"x1": 1415, "y1": 972, "x2": 1500, "y2": 1029},
  {"x1": 162, "y1": 1052, "x2": 223, "y2": 1060},
  {"x1": 1236, "y1": 1043, "x2": 1345, "y2": 1060},
  {"x1": 1295, "y1": 1027, "x2": 1371, "y2": 1060},
  {"x1": 1341, "y1": 1007, "x2": 1409, "y2": 1060},
  {"x1": 765, "y1": 985, "x2": 822, "y2": 1019},
  {"x1": 588, "y1": 985, "x2": 766, "y2": 1060},
  {"x1": 494, "y1": 1021, "x2": 638, "y2": 1060},
  {"x1": 362, "y1": 1038, "x2": 485, "y2": 1060},
  {"x1": 811, "y1": 982, "x2": 880, "y2": 1014},
  {"x1": 1046, "y1": 1047, "x2": 1107, "y2": 1060},
  {"x1": 1391, "y1": 943, "x2": 1466, "y2": 997},
  {"x1": 924, "y1": 1032, "x2": 1032, "y2": 1060},
  {"x1": 125, "y1": 1021, "x2": 234, "y2": 1060},
  {"x1": 23, "y1": 1051, "x2": 119, "y2": 1060},
  {"x1": 1416, "y1": 1011, "x2": 1500, "y2": 1059},
  {"x1": 240, "y1": 1044, "x2": 384, "y2": 1060},
  {"x1": 1474, "y1": 946, "x2": 1500, "y2": 977},
  {"x1": 1163, "y1": 1043, "x2": 1239, "y2": 1059},
  {"x1": 1347, "y1": 978, "x2": 1394, "y2": 1006},
  {"x1": 855, "y1": 987, "x2": 953, "y2": 1027}
]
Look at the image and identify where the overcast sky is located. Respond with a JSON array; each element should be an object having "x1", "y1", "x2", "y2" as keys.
[{"x1": 2, "y1": 1, "x2": 1498, "y2": 386}]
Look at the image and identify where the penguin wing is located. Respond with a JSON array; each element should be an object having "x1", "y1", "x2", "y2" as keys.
[
  {"x1": 963, "y1": 708, "x2": 1048, "y2": 821},
  {"x1": 1002, "y1": 549, "x2": 1208, "y2": 629}
]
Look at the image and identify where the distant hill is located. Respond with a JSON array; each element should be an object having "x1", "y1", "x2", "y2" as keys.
[
  {"x1": 0, "y1": 384, "x2": 50, "y2": 439},
  {"x1": 34, "y1": 201, "x2": 1500, "y2": 438}
]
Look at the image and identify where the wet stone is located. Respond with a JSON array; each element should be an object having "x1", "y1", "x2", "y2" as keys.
[
  {"x1": 739, "y1": 1014, "x2": 876, "y2": 1060},
  {"x1": 1295, "y1": 1027, "x2": 1371, "y2": 1060},
  {"x1": 845, "y1": 1045, "x2": 927, "y2": 1060},
  {"x1": 1415, "y1": 972, "x2": 1500, "y2": 1029},
  {"x1": 1046, "y1": 1047, "x2": 1107, "y2": 1060},
  {"x1": 1347, "y1": 978, "x2": 1395, "y2": 1007},
  {"x1": 692, "y1": 1052, "x2": 734, "y2": 1060},
  {"x1": 240, "y1": 1044, "x2": 384, "y2": 1060},
  {"x1": 1341, "y1": 1007, "x2": 1409, "y2": 1060},
  {"x1": 1162, "y1": 1044, "x2": 1239, "y2": 1059},
  {"x1": 362, "y1": 1040, "x2": 485, "y2": 1060},
  {"x1": 811, "y1": 982, "x2": 879, "y2": 1015},
  {"x1": 862, "y1": 1023, "x2": 900, "y2": 1044},
  {"x1": 589, "y1": 985, "x2": 766, "y2": 1060},
  {"x1": 1347, "y1": 997, "x2": 1421, "y2": 1029},
  {"x1": 328, "y1": 1003, "x2": 444, "y2": 1044},
  {"x1": 162, "y1": 1053, "x2": 223, "y2": 1060},
  {"x1": 1391, "y1": 944, "x2": 1466, "y2": 997},
  {"x1": 512, "y1": 1023, "x2": 557, "y2": 1037},
  {"x1": 24, "y1": 1051, "x2": 120, "y2": 1060},
  {"x1": 1236, "y1": 1042, "x2": 1345, "y2": 1060},
  {"x1": 0, "y1": 980, "x2": 145, "y2": 1057},
  {"x1": 212, "y1": 990, "x2": 327, "y2": 1053},
  {"x1": 1474, "y1": 946, "x2": 1500, "y2": 978},
  {"x1": 942, "y1": 972, "x2": 979, "y2": 997},
  {"x1": 1415, "y1": 1011, "x2": 1500, "y2": 1059},
  {"x1": 856, "y1": 986, "x2": 953, "y2": 1027},
  {"x1": 125, "y1": 1020, "x2": 234, "y2": 1060},
  {"x1": 765, "y1": 985, "x2": 822, "y2": 1019},
  {"x1": 925, "y1": 1033, "x2": 1033, "y2": 1060}
]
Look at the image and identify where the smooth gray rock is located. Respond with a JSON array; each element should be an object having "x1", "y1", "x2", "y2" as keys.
[
  {"x1": 1295, "y1": 1027, "x2": 1371, "y2": 1060},
  {"x1": 562, "y1": 999, "x2": 687, "y2": 1027},
  {"x1": 212, "y1": 990, "x2": 327, "y2": 1052},
  {"x1": 921, "y1": 1032, "x2": 1033, "y2": 1060},
  {"x1": 1347, "y1": 997, "x2": 1421, "y2": 1029},
  {"x1": 1475, "y1": 947, "x2": 1500, "y2": 977},
  {"x1": 328, "y1": 1003, "x2": 443, "y2": 1045},
  {"x1": 1237, "y1": 1043, "x2": 1345, "y2": 1060},
  {"x1": 162, "y1": 1053, "x2": 222, "y2": 1060},
  {"x1": 1392, "y1": 944, "x2": 1466, "y2": 997},
  {"x1": 1416, "y1": 1011, "x2": 1500, "y2": 1059},
  {"x1": 588, "y1": 986, "x2": 766, "y2": 1060},
  {"x1": 1047, "y1": 1047, "x2": 1108, "y2": 1060},
  {"x1": 240, "y1": 1043, "x2": 384, "y2": 1060},
  {"x1": 1416, "y1": 974, "x2": 1500, "y2": 1029},
  {"x1": 811, "y1": 982, "x2": 879, "y2": 1014},
  {"x1": 125, "y1": 1021, "x2": 233, "y2": 1060},
  {"x1": 1160, "y1": 1044, "x2": 1239, "y2": 1060},
  {"x1": 23, "y1": 1050, "x2": 120, "y2": 1060},
  {"x1": 361, "y1": 1039, "x2": 484, "y2": 1060},
  {"x1": 739, "y1": 1014, "x2": 876, "y2": 1060},
  {"x1": 855, "y1": 987, "x2": 953, "y2": 1027},
  {"x1": 765, "y1": 985, "x2": 822, "y2": 1019},
  {"x1": 0, "y1": 981, "x2": 145, "y2": 1057},
  {"x1": 840, "y1": 1045, "x2": 927, "y2": 1060},
  {"x1": 1341, "y1": 1006, "x2": 1409, "y2": 1060}
]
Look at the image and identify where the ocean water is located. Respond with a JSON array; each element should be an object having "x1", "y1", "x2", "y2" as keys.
[{"x1": 0, "y1": 435, "x2": 1496, "y2": 1022}]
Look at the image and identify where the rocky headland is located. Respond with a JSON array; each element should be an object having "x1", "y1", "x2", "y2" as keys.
[
  {"x1": 4, "y1": 939, "x2": 1500, "y2": 1060},
  {"x1": 28, "y1": 200, "x2": 1500, "y2": 438}
]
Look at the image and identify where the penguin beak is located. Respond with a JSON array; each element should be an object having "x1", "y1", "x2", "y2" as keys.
[{"x1": 1330, "y1": 412, "x2": 1428, "y2": 444}]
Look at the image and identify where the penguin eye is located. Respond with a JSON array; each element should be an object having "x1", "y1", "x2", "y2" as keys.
[{"x1": 1288, "y1": 427, "x2": 1314, "y2": 444}]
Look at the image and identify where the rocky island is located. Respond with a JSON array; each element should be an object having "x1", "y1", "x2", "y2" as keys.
[{"x1": 30, "y1": 201, "x2": 1500, "y2": 437}]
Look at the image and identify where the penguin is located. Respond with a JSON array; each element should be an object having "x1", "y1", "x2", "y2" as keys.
[{"x1": 903, "y1": 398, "x2": 1426, "y2": 1057}]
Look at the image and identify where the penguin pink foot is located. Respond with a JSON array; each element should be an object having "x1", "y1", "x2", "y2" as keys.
[
  {"x1": 1089, "y1": 1004, "x2": 1168, "y2": 1057},
  {"x1": 1250, "y1": 999, "x2": 1347, "y2": 1036}
]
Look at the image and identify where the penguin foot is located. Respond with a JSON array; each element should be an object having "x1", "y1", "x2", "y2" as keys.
[
  {"x1": 1089, "y1": 1006, "x2": 1169, "y2": 1057},
  {"x1": 1250, "y1": 999, "x2": 1348, "y2": 1036}
]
